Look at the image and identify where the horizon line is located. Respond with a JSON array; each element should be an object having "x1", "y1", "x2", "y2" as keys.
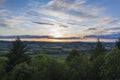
[{"x1": 0, "y1": 38, "x2": 116, "y2": 43}]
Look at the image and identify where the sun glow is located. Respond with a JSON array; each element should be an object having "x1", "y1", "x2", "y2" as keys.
[
  {"x1": 50, "y1": 27, "x2": 64, "y2": 38},
  {"x1": 53, "y1": 32, "x2": 63, "y2": 38}
]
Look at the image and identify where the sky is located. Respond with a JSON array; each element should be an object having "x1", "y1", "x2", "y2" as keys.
[{"x1": 0, "y1": 0, "x2": 120, "y2": 42}]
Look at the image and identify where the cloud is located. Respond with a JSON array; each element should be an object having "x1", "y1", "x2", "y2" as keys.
[
  {"x1": 0, "y1": 35, "x2": 51, "y2": 39},
  {"x1": 98, "y1": 17, "x2": 118, "y2": 25},
  {"x1": 67, "y1": 22, "x2": 87, "y2": 26},
  {"x1": 48, "y1": 37, "x2": 83, "y2": 40},
  {"x1": 0, "y1": 14, "x2": 32, "y2": 30},
  {"x1": 38, "y1": 9, "x2": 89, "y2": 22},
  {"x1": 84, "y1": 32, "x2": 120, "y2": 39},
  {"x1": 27, "y1": 0, "x2": 119, "y2": 35},
  {"x1": 0, "y1": 22, "x2": 13, "y2": 29},
  {"x1": 47, "y1": 0, "x2": 102, "y2": 17},
  {"x1": 33, "y1": 21, "x2": 69, "y2": 28},
  {"x1": 105, "y1": 27, "x2": 120, "y2": 31},
  {"x1": 87, "y1": 28, "x2": 97, "y2": 31},
  {"x1": 32, "y1": 20, "x2": 70, "y2": 28},
  {"x1": 0, "y1": 35, "x2": 84, "y2": 40},
  {"x1": 28, "y1": 0, "x2": 104, "y2": 23},
  {"x1": 27, "y1": 0, "x2": 117, "y2": 25},
  {"x1": 0, "y1": 18, "x2": 14, "y2": 29},
  {"x1": 57, "y1": 23, "x2": 69, "y2": 28},
  {"x1": 33, "y1": 22, "x2": 54, "y2": 25},
  {"x1": 0, "y1": 0, "x2": 119, "y2": 40}
]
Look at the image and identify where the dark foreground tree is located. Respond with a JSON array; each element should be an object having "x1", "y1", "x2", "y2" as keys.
[
  {"x1": 101, "y1": 48, "x2": 120, "y2": 80},
  {"x1": 6, "y1": 37, "x2": 29, "y2": 72},
  {"x1": 91, "y1": 39, "x2": 106, "y2": 80},
  {"x1": 115, "y1": 38, "x2": 120, "y2": 49},
  {"x1": 91, "y1": 38, "x2": 105, "y2": 60},
  {"x1": 0, "y1": 57, "x2": 8, "y2": 80}
]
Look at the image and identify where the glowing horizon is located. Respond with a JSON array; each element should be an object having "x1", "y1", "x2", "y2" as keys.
[{"x1": 0, "y1": 38, "x2": 116, "y2": 43}]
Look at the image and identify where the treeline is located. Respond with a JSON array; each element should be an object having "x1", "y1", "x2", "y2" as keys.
[{"x1": 0, "y1": 38, "x2": 120, "y2": 80}]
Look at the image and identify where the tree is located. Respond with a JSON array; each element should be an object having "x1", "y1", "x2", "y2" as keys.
[
  {"x1": 31, "y1": 54, "x2": 68, "y2": 80},
  {"x1": 66, "y1": 49, "x2": 92, "y2": 80},
  {"x1": 66, "y1": 54, "x2": 92, "y2": 80},
  {"x1": 115, "y1": 38, "x2": 120, "y2": 49},
  {"x1": 66, "y1": 49, "x2": 80, "y2": 65},
  {"x1": 6, "y1": 37, "x2": 29, "y2": 72},
  {"x1": 79, "y1": 55, "x2": 92, "y2": 80},
  {"x1": 0, "y1": 57, "x2": 8, "y2": 80},
  {"x1": 66, "y1": 49, "x2": 81, "y2": 80},
  {"x1": 10, "y1": 63, "x2": 33, "y2": 80},
  {"x1": 91, "y1": 38, "x2": 105, "y2": 60},
  {"x1": 91, "y1": 39, "x2": 106, "y2": 80},
  {"x1": 91, "y1": 55, "x2": 105, "y2": 80},
  {"x1": 101, "y1": 48, "x2": 120, "y2": 80}
]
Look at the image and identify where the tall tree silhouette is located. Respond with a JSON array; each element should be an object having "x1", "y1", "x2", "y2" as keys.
[
  {"x1": 6, "y1": 37, "x2": 29, "y2": 72},
  {"x1": 91, "y1": 38, "x2": 105, "y2": 60},
  {"x1": 115, "y1": 38, "x2": 120, "y2": 49},
  {"x1": 91, "y1": 38, "x2": 106, "y2": 80}
]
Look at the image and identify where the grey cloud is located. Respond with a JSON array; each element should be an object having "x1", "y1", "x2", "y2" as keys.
[
  {"x1": 33, "y1": 21, "x2": 69, "y2": 28},
  {"x1": 0, "y1": 22, "x2": 7, "y2": 27},
  {"x1": 57, "y1": 23, "x2": 69, "y2": 28},
  {"x1": 67, "y1": 22, "x2": 87, "y2": 26},
  {"x1": 0, "y1": 21, "x2": 12, "y2": 29},
  {"x1": 0, "y1": 35, "x2": 51, "y2": 39},
  {"x1": 0, "y1": 35, "x2": 83, "y2": 40},
  {"x1": 48, "y1": 37, "x2": 84, "y2": 40},
  {"x1": 33, "y1": 22, "x2": 54, "y2": 25},
  {"x1": 105, "y1": 27, "x2": 120, "y2": 30},
  {"x1": 0, "y1": 22, "x2": 17, "y2": 29},
  {"x1": 84, "y1": 32, "x2": 120, "y2": 39},
  {"x1": 87, "y1": 28, "x2": 97, "y2": 31}
]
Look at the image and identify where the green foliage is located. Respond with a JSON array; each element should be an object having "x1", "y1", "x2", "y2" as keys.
[
  {"x1": 68, "y1": 55, "x2": 92, "y2": 80},
  {"x1": 115, "y1": 38, "x2": 120, "y2": 49},
  {"x1": 90, "y1": 39, "x2": 106, "y2": 80},
  {"x1": 0, "y1": 57, "x2": 8, "y2": 80},
  {"x1": 101, "y1": 48, "x2": 120, "y2": 80},
  {"x1": 10, "y1": 63, "x2": 33, "y2": 80},
  {"x1": 6, "y1": 37, "x2": 29, "y2": 72},
  {"x1": 66, "y1": 49, "x2": 92, "y2": 80},
  {"x1": 91, "y1": 55, "x2": 105, "y2": 80},
  {"x1": 66, "y1": 49, "x2": 80, "y2": 65},
  {"x1": 31, "y1": 54, "x2": 68, "y2": 80},
  {"x1": 80, "y1": 55, "x2": 93, "y2": 80}
]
